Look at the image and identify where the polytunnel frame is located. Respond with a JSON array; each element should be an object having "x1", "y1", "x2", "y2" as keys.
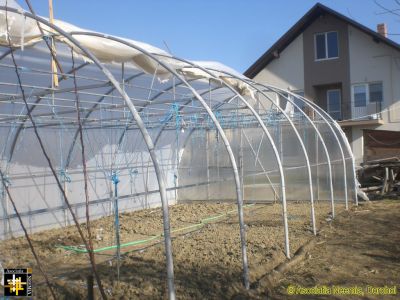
[
  {"x1": 147, "y1": 56, "x2": 342, "y2": 264},
  {"x1": 156, "y1": 56, "x2": 295, "y2": 257},
  {"x1": 247, "y1": 85, "x2": 336, "y2": 208},
  {"x1": 110, "y1": 69, "x2": 357, "y2": 237},
  {"x1": 258, "y1": 85, "x2": 348, "y2": 210},
  {"x1": 0, "y1": 5, "x2": 261, "y2": 297},
  {"x1": 131, "y1": 56, "x2": 341, "y2": 261},
  {"x1": 192, "y1": 70, "x2": 351, "y2": 213},
  {"x1": 276, "y1": 87, "x2": 357, "y2": 206},
  {"x1": 0, "y1": 6, "x2": 177, "y2": 299},
  {"x1": 182, "y1": 66, "x2": 336, "y2": 218},
  {"x1": 255, "y1": 83, "x2": 357, "y2": 208},
  {"x1": 0, "y1": 5, "x2": 358, "y2": 299},
  {"x1": 65, "y1": 30, "x2": 254, "y2": 291},
  {"x1": 213, "y1": 76, "x2": 351, "y2": 211},
  {"x1": 154, "y1": 55, "x2": 335, "y2": 254},
  {"x1": 0, "y1": 6, "x2": 108, "y2": 300},
  {"x1": 170, "y1": 62, "x2": 338, "y2": 217}
]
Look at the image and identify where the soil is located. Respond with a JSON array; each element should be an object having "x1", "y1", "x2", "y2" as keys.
[
  {"x1": 267, "y1": 199, "x2": 400, "y2": 300},
  {"x1": 1, "y1": 200, "x2": 398, "y2": 299}
]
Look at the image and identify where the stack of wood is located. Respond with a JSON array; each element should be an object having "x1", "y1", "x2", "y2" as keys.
[{"x1": 358, "y1": 157, "x2": 400, "y2": 198}]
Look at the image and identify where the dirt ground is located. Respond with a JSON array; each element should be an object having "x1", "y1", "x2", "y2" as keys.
[
  {"x1": 1, "y1": 200, "x2": 398, "y2": 299},
  {"x1": 267, "y1": 200, "x2": 400, "y2": 300}
]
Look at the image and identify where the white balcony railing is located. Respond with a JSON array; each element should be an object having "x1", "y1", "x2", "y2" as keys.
[{"x1": 351, "y1": 101, "x2": 382, "y2": 121}]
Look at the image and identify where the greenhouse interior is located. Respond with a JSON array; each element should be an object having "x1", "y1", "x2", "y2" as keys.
[{"x1": 0, "y1": 1, "x2": 357, "y2": 299}]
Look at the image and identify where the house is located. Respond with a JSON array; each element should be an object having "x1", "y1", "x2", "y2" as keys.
[{"x1": 244, "y1": 3, "x2": 400, "y2": 165}]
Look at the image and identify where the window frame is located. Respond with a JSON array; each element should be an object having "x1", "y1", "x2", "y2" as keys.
[
  {"x1": 314, "y1": 31, "x2": 339, "y2": 61},
  {"x1": 326, "y1": 89, "x2": 342, "y2": 120},
  {"x1": 368, "y1": 82, "x2": 384, "y2": 103},
  {"x1": 351, "y1": 82, "x2": 383, "y2": 105},
  {"x1": 352, "y1": 84, "x2": 367, "y2": 107}
]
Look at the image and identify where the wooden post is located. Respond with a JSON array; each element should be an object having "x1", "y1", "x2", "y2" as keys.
[
  {"x1": 381, "y1": 167, "x2": 389, "y2": 195},
  {"x1": 48, "y1": 0, "x2": 59, "y2": 87}
]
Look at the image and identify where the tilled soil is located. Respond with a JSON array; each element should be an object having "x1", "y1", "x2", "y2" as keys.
[
  {"x1": 0, "y1": 201, "x2": 340, "y2": 299},
  {"x1": 268, "y1": 200, "x2": 400, "y2": 300}
]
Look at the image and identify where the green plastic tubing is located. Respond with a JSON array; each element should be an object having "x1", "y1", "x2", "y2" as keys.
[{"x1": 56, "y1": 204, "x2": 254, "y2": 254}]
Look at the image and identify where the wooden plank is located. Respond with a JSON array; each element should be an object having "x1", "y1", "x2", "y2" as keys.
[
  {"x1": 48, "y1": 0, "x2": 58, "y2": 87},
  {"x1": 381, "y1": 167, "x2": 389, "y2": 195}
]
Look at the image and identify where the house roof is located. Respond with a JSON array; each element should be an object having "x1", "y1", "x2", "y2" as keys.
[{"x1": 244, "y1": 2, "x2": 400, "y2": 79}]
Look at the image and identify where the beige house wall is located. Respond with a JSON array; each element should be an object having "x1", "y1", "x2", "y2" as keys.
[
  {"x1": 348, "y1": 25, "x2": 400, "y2": 162},
  {"x1": 253, "y1": 34, "x2": 304, "y2": 92},
  {"x1": 250, "y1": 20, "x2": 400, "y2": 165},
  {"x1": 303, "y1": 13, "x2": 351, "y2": 111},
  {"x1": 348, "y1": 25, "x2": 400, "y2": 126}
]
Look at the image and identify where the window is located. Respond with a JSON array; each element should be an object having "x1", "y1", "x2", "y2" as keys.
[
  {"x1": 353, "y1": 85, "x2": 367, "y2": 107},
  {"x1": 327, "y1": 89, "x2": 341, "y2": 120},
  {"x1": 315, "y1": 31, "x2": 339, "y2": 60},
  {"x1": 369, "y1": 83, "x2": 383, "y2": 102},
  {"x1": 351, "y1": 82, "x2": 383, "y2": 105}
]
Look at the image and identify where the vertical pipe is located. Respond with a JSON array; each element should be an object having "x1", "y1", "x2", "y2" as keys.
[
  {"x1": 145, "y1": 161, "x2": 150, "y2": 208},
  {"x1": 112, "y1": 172, "x2": 121, "y2": 282},
  {"x1": 206, "y1": 129, "x2": 210, "y2": 201},
  {"x1": 1, "y1": 181, "x2": 9, "y2": 238},
  {"x1": 239, "y1": 128, "x2": 244, "y2": 201},
  {"x1": 63, "y1": 177, "x2": 68, "y2": 226},
  {"x1": 316, "y1": 131, "x2": 320, "y2": 200}
]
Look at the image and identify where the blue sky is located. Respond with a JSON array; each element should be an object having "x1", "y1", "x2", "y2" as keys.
[{"x1": 20, "y1": 0, "x2": 400, "y2": 72}]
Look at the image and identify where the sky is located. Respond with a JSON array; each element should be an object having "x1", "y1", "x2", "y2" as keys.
[{"x1": 17, "y1": 0, "x2": 400, "y2": 73}]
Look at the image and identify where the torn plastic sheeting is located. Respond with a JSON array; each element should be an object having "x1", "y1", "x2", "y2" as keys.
[
  {"x1": 0, "y1": 1, "x2": 42, "y2": 47},
  {"x1": 0, "y1": 1, "x2": 175, "y2": 81},
  {"x1": 0, "y1": 0, "x2": 251, "y2": 91},
  {"x1": 177, "y1": 61, "x2": 254, "y2": 97}
]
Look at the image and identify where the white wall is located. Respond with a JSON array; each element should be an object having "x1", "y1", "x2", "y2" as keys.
[
  {"x1": 349, "y1": 25, "x2": 400, "y2": 127},
  {"x1": 350, "y1": 127, "x2": 364, "y2": 165},
  {"x1": 254, "y1": 34, "x2": 304, "y2": 91}
]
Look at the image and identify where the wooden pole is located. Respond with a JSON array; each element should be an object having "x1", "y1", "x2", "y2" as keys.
[{"x1": 48, "y1": 0, "x2": 59, "y2": 87}]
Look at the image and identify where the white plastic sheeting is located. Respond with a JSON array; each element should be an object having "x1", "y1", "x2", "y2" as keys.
[{"x1": 0, "y1": 0, "x2": 253, "y2": 94}]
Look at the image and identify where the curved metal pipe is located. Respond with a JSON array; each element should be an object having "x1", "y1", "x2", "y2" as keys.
[
  {"x1": 156, "y1": 57, "x2": 295, "y2": 259},
  {"x1": 0, "y1": 7, "x2": 176, "y2": 299},
  {"x1": 255, "y1": 86, "x2": 335, "y2": 217},
  {"x1": 68, "y1": 30, "x2": 251, "y2": 291},
  {"x1": 264, "y1": 84, "x2": 352, "y2": 210},
  {"x1": 201, "y1": 67, "x2": 319, "y2": 238}
]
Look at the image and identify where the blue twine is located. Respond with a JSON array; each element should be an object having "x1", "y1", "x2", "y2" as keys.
[
  {"x1": 1, "y1": 175, "x2": 11, "y2": 187},
  {"x1": 111, "y1": 172, "x2": 120, "y2": 185},
  {"x1": 129, "y1": 169, "x2": 139, "y2": 176},
  {"x1": 60, "y1": 170, "x2": 71, "y2": 183}
]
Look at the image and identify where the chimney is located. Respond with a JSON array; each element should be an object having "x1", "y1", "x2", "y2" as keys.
[{"x1": 377, "y1": 23, "x2": 388, "y2": 38}]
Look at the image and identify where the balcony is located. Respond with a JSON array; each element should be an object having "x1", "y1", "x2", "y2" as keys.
[{"x1": 336, "y1": 101, "x2": 384, "y2": 127}]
